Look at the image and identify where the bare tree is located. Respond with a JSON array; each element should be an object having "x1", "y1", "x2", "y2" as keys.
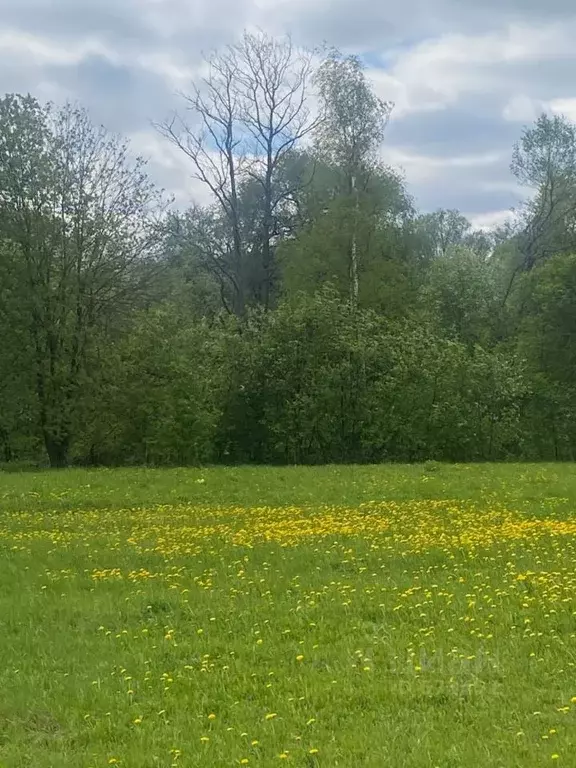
[
  {"x1": 158, "y1": 49, "x2": 247, "y2": 315},
  {"x1": 159, "y1": 29, "x2": 320, "y2": 312},
  {"x1": 235, "y1": 32, "x2": 320, "y2": 308}
]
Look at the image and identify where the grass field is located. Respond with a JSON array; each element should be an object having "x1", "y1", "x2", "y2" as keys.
[{"x1": 1, "y1": 463, "x2": 576, "y2": 767}]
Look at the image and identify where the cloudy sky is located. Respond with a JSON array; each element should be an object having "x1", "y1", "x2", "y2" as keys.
[{"x1": 2, "y1": 0, "x2": 576, "y2": 228}]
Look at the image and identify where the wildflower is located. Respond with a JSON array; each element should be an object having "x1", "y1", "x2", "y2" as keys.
[
  {"x1": 265, "y1": 713, "x2": 277, "y2": 720},
  {"x1": 208, "y1": 713, "x2": 216, "y2": 720}
]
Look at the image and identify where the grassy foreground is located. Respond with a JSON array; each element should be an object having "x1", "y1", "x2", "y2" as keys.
[{"x1": 1, "y1": 463, "x2": 576, "y2": 767}]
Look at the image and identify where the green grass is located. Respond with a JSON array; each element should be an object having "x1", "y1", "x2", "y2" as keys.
[
  {"x1": 3, "y1": 462, "x2": 576, "y2": 513},
  {"x1": 1, "y1": 464, "x2": 576, "y2": 767}
]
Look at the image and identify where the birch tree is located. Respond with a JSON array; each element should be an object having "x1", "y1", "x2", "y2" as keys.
[{"x1": 313, "y1": 50, "x2": 393, "y2": 307}]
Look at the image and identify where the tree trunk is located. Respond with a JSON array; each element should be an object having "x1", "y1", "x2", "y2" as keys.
[
  {"x1": 261, "y1": 160, "x2": 274, "y2": 311},
  {"x1": 350, "y1": 174, "x2": 359, "y2": 309},
  {"x1": 44, "y1": 433, "x2": 70, "y2": 468},
  {"x1": 0, "y1": 427, "x2": 12, "y2": 463}
]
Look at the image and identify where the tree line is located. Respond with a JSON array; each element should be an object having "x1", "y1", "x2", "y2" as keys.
[{"x1": 1, "y1": 31, "x2": 576, "y2": 468}]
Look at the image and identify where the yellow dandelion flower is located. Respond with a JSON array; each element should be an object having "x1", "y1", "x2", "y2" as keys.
[
  {"x1": 208, "y1": 713, "x2": 216, "y2": 720},
  {"x1": 265, "y1": 713, "x2": 277, "y2": 720}
]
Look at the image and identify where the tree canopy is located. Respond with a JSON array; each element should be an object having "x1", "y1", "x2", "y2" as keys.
[{"x1": 1, "y1": 35, "x2": 576, "y2": 466}]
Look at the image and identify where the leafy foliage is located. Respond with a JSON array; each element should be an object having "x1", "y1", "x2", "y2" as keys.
[{"x1": 1, "y1": 40, "x2": 576, "y2": 466}]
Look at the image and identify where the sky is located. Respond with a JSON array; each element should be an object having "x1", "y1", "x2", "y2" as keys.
[{"x1": 2, "y1": 0, "x2": 576, "y2": 229}]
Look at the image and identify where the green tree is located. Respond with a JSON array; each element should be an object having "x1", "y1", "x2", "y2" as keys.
[
  {"x1": 0, "y1": 239, "x2": 38, "y2": 461},
  {"x1": 313, "y1": 49, "x2": 393, "y2": 307},
  {"x1": 420, "y1": 245, "x2": 501, "y2": 346},
  {"x1": 215, "y1": 288, "x2": 526, "y2": 464},
  {"x1": 515, "y1": 252, "x2": 576, "y2": 459},
  {"x1": 509, "y1": 113, "x2": 576, "y2": 290},
  {"x1": 0, "y1": 95, "x2": 166, "y2": 466},
  {"x1": 78, "y1": 305, "x2": 229, "y2": 465},
  {"x1": 414, "y1": 209, "x2": 471, "y2": 259},
  {"x1": 280, "y1": 170, "x2": 416, "y2": 316}
]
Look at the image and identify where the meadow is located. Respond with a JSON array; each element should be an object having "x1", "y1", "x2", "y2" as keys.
[{"x1": 1, "y1": 463, "x2": 576, "y2": 767}]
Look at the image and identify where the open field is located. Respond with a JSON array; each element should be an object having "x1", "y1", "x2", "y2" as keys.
[{"x1": 1, "y1": 464, "x2": 576, "y2": 767}]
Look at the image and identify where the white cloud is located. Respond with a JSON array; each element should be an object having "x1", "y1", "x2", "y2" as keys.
[
  {"x1": 0, "y1": 26, "x2": 205, "y2": 96},
  {"x1": 547, "y1": 97, "x2": 576, "y2": 122},
  {"x1": 135, "y1": 52, "x2": 200, "y2": 91},
  {"x1": 478, "y1": 178, "x2": 525, "y2": 196},
  {"x1": 0, "y1": 29, "x2": 118, "y2": 67},
  {"x1": 502, "y1": 95, "x2": 576, "y2": 126},
  {"x1": 468, "y1": 209, "x2": 515, "y2": 231},
  {"x1": 367, "y1": 21, "x2": 576, "y2": 118},
  {"x1": 3, "y1": 0, "x2": 576, "y2": 219},
  {"x1": 382, "y1": 146, "x2": 505, "y2": 184},
  {"x1": 502, "y1": 94, "x2": 543, "y2": 122},
  {"x1": 129, "y1": 130, "x2": 218, "y2": 207}
]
